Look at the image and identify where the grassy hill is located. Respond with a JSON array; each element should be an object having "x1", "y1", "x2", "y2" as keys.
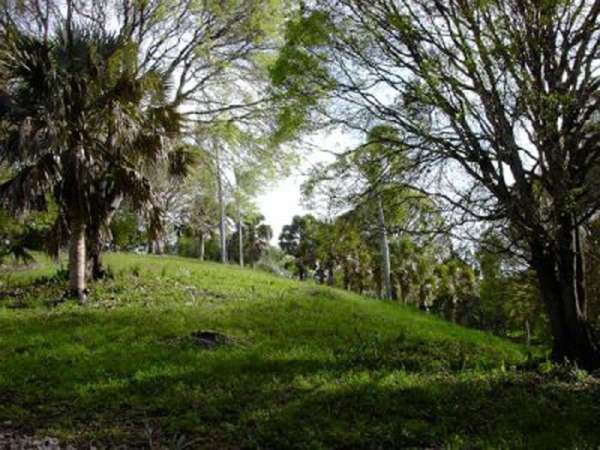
[{"x1": 0, "y1": 253, "x2": 599, "y2": 449}]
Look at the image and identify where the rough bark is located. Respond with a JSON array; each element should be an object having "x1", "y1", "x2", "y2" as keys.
[
  {"x1": 531, "y1": 234, "x2": 600, "y2": 371},
  {"x1": 68, "y1": 214, "x2": 87, "y2": 303}
]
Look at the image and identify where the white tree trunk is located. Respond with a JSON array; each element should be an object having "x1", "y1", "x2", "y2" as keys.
[
  {"x1": 216, "y1": 148, "x2": 227, "y2": 264},
  {"x1": 69, "y1": 215, "x2": 87, "y2": 303},
  {"x1": 378, "y1": 197, "x2": 393, "y2": 300},
  {"x1": 199, "y1": 232, "x2": 205, "y2": 261}
]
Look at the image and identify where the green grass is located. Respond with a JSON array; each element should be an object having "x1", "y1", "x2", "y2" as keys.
[{"x1": 0, "y1": 253, "x2": 599, "y2": 449}]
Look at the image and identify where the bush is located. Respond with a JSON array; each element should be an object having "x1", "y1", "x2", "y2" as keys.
[{"x1": 254, "y1": 247, "x2": 294, "y2": 277}]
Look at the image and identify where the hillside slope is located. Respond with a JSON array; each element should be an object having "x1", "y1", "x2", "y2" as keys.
[{"x1": 0, "y1": 253, "x2": 599, "y2": 449}]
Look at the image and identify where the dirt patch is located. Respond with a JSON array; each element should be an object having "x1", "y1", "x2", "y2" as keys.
[
  {"x1": 164, "y1": 330, "x2": 238, "y2": 350},
  {"x1": 189, "y1": 330, "x2": 233, "y2": 348}
]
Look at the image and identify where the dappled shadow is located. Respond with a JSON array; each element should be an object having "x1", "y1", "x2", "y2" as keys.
[
  {"x1": 244, "y1": 371, "x2": 600, "y2": 449},
  {"x1": 1, "y1": 307, "x2": 599, "y2": 449},
  {"x1": 0, "y1": 261, "x2": 584, "y2": 448}
]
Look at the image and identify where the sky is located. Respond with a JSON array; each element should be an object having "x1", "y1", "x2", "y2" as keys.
[{"x1": 256, "y1": 128, "x2": 362, "y2": 244}]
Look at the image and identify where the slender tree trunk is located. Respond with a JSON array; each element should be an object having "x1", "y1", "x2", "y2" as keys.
[
  {"x1": 199, "y1": 232, "x2": 205, "y2": 261},
  {"x1": 298, "y1": 263, "x2": 306, "y2": 281},
  {"x1": 400, "y1": 278, "x2": 410, "y2": 305},
  {"x1": 531, "y1": 230, "x2": 600, "y2": 370},
  {"x1": 216, "y1": 148, "x2": 227, "y2": 264},
  {"x1": 343, "y1": 263, "x2": 350, "y2": 290},
  {"x1": 327, "y1": 262, "x2": 335, "y2": 286},
  {"x1": 418, "y1": 285, "x2": 428, "y2": 311},
  {"x1": 89, "y1": 224, "x2": 104, "y2": 280},
  {"x1": 525, "y1": 319, "x2": 531, "y2": 348},
  {"x1": 378, "y1": 197, "x2": 393, "y2": 300},
  {"x1": 238, "y1": 213, "x2": 244, "y2": 268},
  {"x1": 69, "y1": 214, "x2": 87, "y2": 303},
  {"x1": 317, "y1": 265, "x2": 325, "y2": 284}
]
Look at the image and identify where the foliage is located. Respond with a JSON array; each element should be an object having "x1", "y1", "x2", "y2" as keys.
[
  {"x1": 279, "y1": 214, "x2": 319, "y2": 280},
  {"x1": 110, "y1": 206, "x2": 143, "y2": 250},
  {"x1": 0, "y1": 187, "x2": 57, "y2": 263},
  {"x1": 254, "y1": 246, "x2": 294, "y2": 277},
  {"x1": 269, "y1": 8, "x2": 335, "y2": 143}
]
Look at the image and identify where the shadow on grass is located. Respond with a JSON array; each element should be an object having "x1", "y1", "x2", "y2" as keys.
[{"x1": 1, "y1": 309, "x2": 599, "y2": 449}]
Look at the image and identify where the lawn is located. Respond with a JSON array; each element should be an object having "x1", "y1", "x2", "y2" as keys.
[{"x1": 0, "y1": 253, "x2": 599, "y2": 449}]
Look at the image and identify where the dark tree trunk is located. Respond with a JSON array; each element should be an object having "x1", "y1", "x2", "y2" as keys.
[
  {"x1": 87, "y1": 194, "x2": 121, "y2": 280},
  {"x1": 298, "y1": 263, "x2": 306, "y2": 281},
  {"x1": 327, "y1": 262, "x2": 335, "y2": 286},
  {"x1": 89, "y1": 224, "x2": 105, "y2": 280},
  {"x1": 317, "y1": 265, "x2": 325, "y2": 284},
  {"x1": 343, "y1": 264, "x2": 350, "y2": 290},
  {"x1": 531, "y1": 230, "x2": 600, "y2": 371}
]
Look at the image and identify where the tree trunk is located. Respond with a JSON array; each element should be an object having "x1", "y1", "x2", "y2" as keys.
[
  {"x1": 88, "y1": 193, "x2": 122, "y2": 280},
  {"x1": 199, "y1": 232, "x2": 205, "y2": 261},
  {"x1": 69, "y1": 214, "x2": 87, "y2": 303},
  {"x1": 400, "y1": 277, "x2": 411, "y2": 305},
  {"x1": 317, "y1": 265, "x2": 325, "y2": 284},
  {"x1": 343, "y1": 264, "x2": 350, "y2": 290},
  {"x1": 327, "y1": 262, "x2": 335, "y2": 286},
  {"x1": 150, "y1": 238, "x2": 164, "y2": 255},
  {"x1": 238, "y1": 214, "x2": 244, "y2": 268},
  {"x1": 378, "y1": 197, "x2": 393, "y2": 300},
  {"x1": 89, "y1": 224, "x2": 104, "y2": 280},
  {"x1": 531, "y1": 229, "x2": 600, "y2": 370},
  {"x1": 298, "y1": 263, "x2": 306, "y2": 281},
  {"x1": 216, "y1": 148, "x2": 227, "y2": 264}
]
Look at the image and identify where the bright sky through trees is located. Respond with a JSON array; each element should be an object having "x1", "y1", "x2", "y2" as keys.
[{"x1": 257, "y1": 127, "x2": 360, "y2": 242}]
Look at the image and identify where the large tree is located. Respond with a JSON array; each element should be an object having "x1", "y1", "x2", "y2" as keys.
[
  {"x1": 0, "y1": 19, "x2": 183, "y2": 300},
  {"x1": 275, "y1": 1, "x2": 600, "y2": 368}
]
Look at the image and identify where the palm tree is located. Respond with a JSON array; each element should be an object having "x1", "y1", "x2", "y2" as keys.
[
  {"x1": 247, "y1": 216, "x2": 273, "y2": 267},
  {"x1": 0, "y1": 24, "x2": 182, "y2": 300}
]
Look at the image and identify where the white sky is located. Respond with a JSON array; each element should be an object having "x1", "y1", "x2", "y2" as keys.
[{"x1": 256, "y1": 128, "x2": 362, "y2": 244}]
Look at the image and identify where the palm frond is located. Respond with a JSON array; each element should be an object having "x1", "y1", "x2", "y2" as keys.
[
  {"x1": 168, "y1": 144, "x2": 197, "y2": 178},
  {"x1": 0, "y1": 152, "x2": 59, "y2": 214}
]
